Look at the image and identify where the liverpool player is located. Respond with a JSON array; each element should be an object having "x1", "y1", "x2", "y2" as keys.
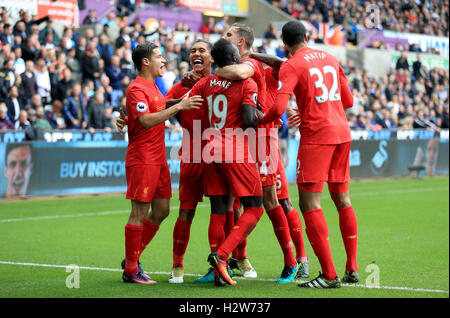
[
  {"x1": 189, "y1": 39, "x2": 264, "y2": 286},
  {"x1": 216, "y1": 23, "x2": 299, "y2": 283},
  {"x1": 263, "y1": 65, "x2": 310, "y2": 279},
  {"x1": 122, "y1": 42, "x2": 203, "y2": 284},
  {"x1": 260, "y1": 21, "x2": 358, "y2": 288}
]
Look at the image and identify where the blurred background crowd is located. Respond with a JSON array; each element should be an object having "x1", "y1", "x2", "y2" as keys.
[{"x1": 0, "y1": 0, "x2": 448, "y2": 139}]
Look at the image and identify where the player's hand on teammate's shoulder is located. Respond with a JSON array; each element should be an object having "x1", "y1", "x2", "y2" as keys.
[
  {"x1": 182, "y1": 71, "x2": 202, "y2": 88},
  {"x1": 179, "y1": 95, "x2": 204, "y2": 110}
]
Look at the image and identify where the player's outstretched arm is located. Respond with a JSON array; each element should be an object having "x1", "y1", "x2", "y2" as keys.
[
  {"x1": 249, "y1": 52, "x2": 284, "y2": 70},
  {"x1": 138, "y1": 95, "x2": 203, "y2": 129},
  {"x1": 166, "y1": 98, "x2": 183, "y2": 108},
  {"x1": 215, "y1": 63, "x2": 254, "y2": 81}
]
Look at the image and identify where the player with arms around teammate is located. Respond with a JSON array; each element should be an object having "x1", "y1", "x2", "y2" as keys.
[
  {"x1": 261, "y1": 20, "x2": 358, "y2": 288},
  {"x1": 164, "y1": 39, "x2": 213, "y2": 284},
  {"x1": 122, "y1": 42, "x2": 203, "y2": 284},
  {"x1": 216, "y1": 23, "x2": 302, "y2": 283},
  {"x1": 189, "y1": 39, "x2": 264, "y2": 286}
]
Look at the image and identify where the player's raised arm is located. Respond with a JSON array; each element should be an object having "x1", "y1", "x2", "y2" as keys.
[{"x1": 250, "y1": 52, "x2": 284, "y2": 70}]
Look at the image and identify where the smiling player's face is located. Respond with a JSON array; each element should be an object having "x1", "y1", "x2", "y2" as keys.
[{"x1": 190, "y1": 42, "x2": 212, "y2": 73}]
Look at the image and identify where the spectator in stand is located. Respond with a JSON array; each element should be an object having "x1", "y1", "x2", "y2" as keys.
[
  {"x1": 0, "y1": 102, "x2": 14, "y2": 130},
  {"x1": 1, "y1": 23, "x2": 15, "y2": 47},
  {"x1": 20, "y1": 60, "x2": 38, "y2": 103},
  {"x1": 33, "y1": 105, "x2": 52, "y2": 131},
  {"x1": 98, "y1": 34, "x2": 114, "y2": 66},
  {"x1": 5, "y1": 85, "x2": 24, "y2": 122},
  {"x1": 81, "y1": 40, "x2": 100, "y2": 83},
  {"x1": 101, "y1": 11, "x2": 118, "y2": 28},
  {"x1": 46, "y1": 99, "x2": 66, "y2": 129},
  {"x1": 200, "y1": 17, "x2": 215, "y2": 34},
  {"x1": 118, "y1": 0, "x2": 136, "y2": 17},
  {"x1": 35, "y1": 64, "x2": 52, "y2": 105},
  {"x1": 87, "y1": 90, "x2": 111, "y2": 132},
  {"x1": 396, "y1": 52, "x2": 410, "y2": 70},
  {"x1": 116, "y1": 26, "x2": 132, "y2": 49},
  {"x1": 14, "y1": 109, "x2": 31, "y2": 130},
  {"x1": 264, "y1": 24, "x2": 279, "y2": 40},
  {"x1": 105, "y1": 55, "x2": 127, "y2": 108},
  {"x1": 83, "y1": 9, "x2": 98, "y2": 25},
  {"x1": 39, "y1": 19, "x2": 60, "y2": 47},
  {"x1": 21, "y1": 34, "x2": 40, "y2": 62},
  {"x1": 63, "y1": 82, "x2": 87, "y2": 129}
]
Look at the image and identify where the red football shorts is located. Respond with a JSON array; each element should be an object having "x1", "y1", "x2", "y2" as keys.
[
  {"x1": 276, "y1": 149, "x2": 290, "y2": 200},
  {"x1": 257, "y1": 134, "x2": 278, "y2": 188},
  {"x1": 126, "y1": 163, "x2": 172, "y2": 202},
  {"x1": 296, "y1": 142, "x2": 351, "y2": 193},
  {"x1": 179, "y1": 162, "x2": 204, "y2": 210},
  {"x1": 204, "y1": 162, "x2": 262, "y2": 197}
]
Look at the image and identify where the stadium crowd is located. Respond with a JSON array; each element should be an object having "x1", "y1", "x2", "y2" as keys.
[
  {"x1": 267, "y1": 0, "x2": 449, "y2": 38},
  {"x1": 0, "y1": 2, "x2": 448, "y2": 139}
]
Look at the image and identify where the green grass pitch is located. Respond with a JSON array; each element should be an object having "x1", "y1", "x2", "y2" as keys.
[{"x1": 0, "y1": 176, "x2": 448, "y2": 299}]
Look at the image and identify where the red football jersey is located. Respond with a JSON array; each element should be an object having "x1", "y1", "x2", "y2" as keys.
[
  {"x1": 264, "y1": 67, "x2": 278, "y2": 108},
  {"x1": 190, "y1": 75, "x2": 258, "y2": 162},
  {"x1": 125, "y1": 76, "x2": 166, "y2": 167},
  {"x1": 242, "y1": 58, "x2": 266, "y2": 112},
  {"x1": 165, "y1": 81, "x2": 203, "y2": 161},
  {"x1": 277, "y1": 47, "x2": 353, "y2": 144}
]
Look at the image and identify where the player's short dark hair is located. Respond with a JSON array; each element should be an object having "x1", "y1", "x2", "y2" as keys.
[
  {"x1": 190, "y1": 39, "x2": 212, "y2": 52},
  {"x1": 132, "y1": 42, "x2": 159, "y2": 71},
  {"x1": 211, "y1": 39, "x2": 240, "y2": 68},
  {"x1": 282, "y1": 21, "x2": 307, "y2": 46},
  {"x1": 231, "y1": 23, "x2": 254, "y2": 49}
]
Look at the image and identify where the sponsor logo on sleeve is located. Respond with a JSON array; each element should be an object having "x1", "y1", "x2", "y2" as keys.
[{"x1": 136, "y1": 102, "x2": 147, "y2": 112}]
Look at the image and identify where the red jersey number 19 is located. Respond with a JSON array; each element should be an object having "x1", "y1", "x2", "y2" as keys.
[{"x1": 207, "y1": 94, "x2": 228, "y2": 130}]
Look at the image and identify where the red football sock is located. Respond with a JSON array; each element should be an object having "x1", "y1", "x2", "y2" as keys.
[
  {"x1": 232, "y1": 238, "x2": 247, "y2": 260},
  {"x1": 208, "y1": 214, "x2": 226, "y2": 253},
  {"x1": 172, "y1": 217, "x2": 192, "y2": 268},
  {"x1": 338, "y1": 205, "x2": 358, "y2": 272},
  {"x1": 218, "y1": 207, "x2": 263, "y2": 260},
  {"x1": 139, "y1": 219, "x2": 159, "y2": 257},
  {"x1": 286, "y1": 208, "x2": 307, "y2": 260},
  {"x1": 124, "y1": 223, "x2": 143, "y2": 275},
  {"x1": 303, "y1": 209, "x2": 337, "y2": 280},
  {"x1": 267, "y1": 205, "x2": 296, "y2": 267},
  {"x1": 224, "y1": 210, "x2": 234, "y2": 237}
]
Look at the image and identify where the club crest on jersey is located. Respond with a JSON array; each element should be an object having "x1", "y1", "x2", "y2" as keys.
[
  {"x1": 278, "y1": 81, "x2": 283, "y2": 91},
  {"x1": 136, "y1": 102, "x2": 147, "y2": 112}
]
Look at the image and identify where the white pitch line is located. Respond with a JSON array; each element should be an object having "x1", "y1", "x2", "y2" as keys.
[
  {"x1": 0, "y1": 186, "x2": 447, "y2": 223},
  {"x1": 0, "y1": 204, "x2": 208, "y2": 223},
  {"x1": 0, "y1": 260, "x2": 448, "y2": 295}
]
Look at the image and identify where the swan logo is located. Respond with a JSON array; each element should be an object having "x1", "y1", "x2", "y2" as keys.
[{"x1": 369, "y1": 140, "x2": 389, "y2": 175}]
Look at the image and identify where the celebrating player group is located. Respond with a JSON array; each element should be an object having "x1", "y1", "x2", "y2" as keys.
[{"x1": 117, "y1": 20, "x2": 359, "y2": 289}]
